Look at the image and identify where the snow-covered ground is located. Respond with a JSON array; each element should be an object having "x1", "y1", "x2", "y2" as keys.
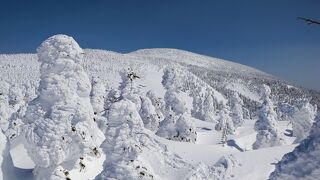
[{"x1": 5, "y1": 117, "x2": 297, "y2": 179}]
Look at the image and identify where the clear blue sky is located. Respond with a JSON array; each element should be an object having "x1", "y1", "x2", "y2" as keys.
[{"x1": 0, "y1": 0, "x2": 319, "y2": 90}]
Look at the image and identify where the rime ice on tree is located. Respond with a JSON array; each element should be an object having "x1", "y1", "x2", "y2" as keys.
[
  {"x1": 157, "y1": 67, "x2": 197, "y2": 143},
  {"x1": 9, "y1": 35, "x2": 104, "y2": 179},
  {"x1": 253, "y1": 84, "x2": 284, "y2": 149},
  {"x1": 228, "y1": 92, "x2": 244, "y2": 128},
  {"x1": 291, "y1": 98, "x2": 317, "y2": 143},
  {"x1": 99, "y1": 70, "x2": 156, "y2": 179},
  {"x1": 203, "y1": 91, "x2": 217, "y2": 123}
]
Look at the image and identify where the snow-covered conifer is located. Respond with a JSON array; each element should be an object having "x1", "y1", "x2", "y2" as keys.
[
  {"x1": 228, "y1": 92, "x2": 244, "y2": 128},
  {"x1": 99, "y1": 95, "x2": 156, "y2": 179},
  {"x1": 10, "y1": 35, "x2": 104, "y2": 179},
  {"x1": 157, "y1": 67, "x2": 197, "y2": 143},
  {"x1": 156, "y1": 109, "x2": 178, "y2": 140},
  {"x1": 90, "y1": 76, "x2": 107, "y2": 114},
  {"x1": 0, "y1": 131, "x2": 5, "y2": 179},
  {"x1": 175, "y1": 114, "x2": 197, "y2": 142},
  {"x1": 253, "y1": 84, "x2": 284, "y2": 149},
  {"x1": 89, "y1": 76, "x2": 109, "y2": 133},
  {"x1": 104, "y1": 88, "x2": 120, "y2": 110},
  {"x1": 146, "y1": 90, "x2": 164, "y2": 120},
  {"x1": 0, "y1": 82, "x2": 26, "y2": 132},
  {"x1": 139, "y1": 95, "x2": 161, "y2": 131},
  {"x1": 215, "y1": 107, "x2": 235, "y2": 145},
  {"x1": 119, "y1": 68, "x2": 142, "y2": 110},
  {"x1": 291, "y1": 98, "x2": 317, "y2": 143},
  {"x1": 0, "y1": 81, "x2": 10, "y2": 131},
  {"x1": 0, "y1": 131, "x2": 14, "y2": 180},
  {"x1": 203, "y1": 91, "x2": 217, "y2": 123}
]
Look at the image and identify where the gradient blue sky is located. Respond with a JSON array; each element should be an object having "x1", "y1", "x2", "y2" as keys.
[{"x1": 0, "y1": 0, "x2": 319, "y2": 90}]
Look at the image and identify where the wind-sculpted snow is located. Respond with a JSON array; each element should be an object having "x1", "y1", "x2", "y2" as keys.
[{"x1": 270, "y1": 114, "x2": 320, "y2": 180}]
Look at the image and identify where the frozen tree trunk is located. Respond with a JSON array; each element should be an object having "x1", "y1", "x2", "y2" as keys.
[{"x1": 8, "y1": 35, "x2": 104, "y2": 179}]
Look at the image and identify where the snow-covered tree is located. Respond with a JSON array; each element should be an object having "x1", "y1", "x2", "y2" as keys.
[
  {"x1": 156, "y1": 67, "x2": 197, "y2": 143},
  {"x1": 291, "y1": 98, "x2": 317, "y2": 143},
  {"x1": 0, "y1": 131, "x2": 5, "y2": 179},
  {"x1": 191, "y1": 88, "x2": 206, "y2": 120},
  {"x1": 228, "y1": 92, "x2": 244, "y2": 128},
  {"x1": 139, "y1": 95, "x2": 161, "y2": 131},
  {"x1": 99, "y1": 79, "x2": 156, "y2": 179},
  {"x1": 215, "y1": 106, "x2": 235, "y2": 145},
  {"x1": 146, "y1": 90, "x2": 164, "y2": 121},
  {"x1": 0, "y1": 81, "x2": 10, "y2": 131},
  {"x1": 161, "y1": 67, "x2": 188, "y2": 115},
  {"x1": 175, "y1": 113, "x2": 197, "y2": 142},
  {"x1": 8, "y1": 85, "x2": 24, "y2": 108},
  {"x1": 8, "y1": 35, "x2": 104, "y2": 179},
  {"x1": 0, "y1": 130, "x2": 14, "y2": 180},
  {"x1": 253, "y1": 84, "x2": 284, "y2": 149},
  {"x1": 203, "y1": 91, "x2": 217, "y2": 123},
  {"x1": 156, "y1": 109, "x2": 177, "y2": 140},
  {"x1": 119, "y1": 68, "x2": 142, "y2": 110},
  {"x1": 269, "y1": 114, "x2": 320, "y2": 180},
  {"x1": 104, "y1": 88, "x2": 120, "y2": 111},
  {"x1": 0, "y1": 82, "x2": 25, "y2": 179},
  {"x1": 90, "y1": 76, "x2": 107, "y2": 114},
  {"x1": 0, "y1": 82, "x2": 27, "y2": 132},
  {"x1": 90, "y1": 76, "x2": 109, "y2": 133}
]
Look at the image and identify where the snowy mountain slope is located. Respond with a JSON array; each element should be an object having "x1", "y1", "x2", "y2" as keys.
[
  {"x1": 0, "y1": 36, "x2": 319, "y2": 180},
  {"x1": 1, "y1": 48, "x2": 318, "y2": 116},
  {"x1": 129, "y1": 48, "x2": 271, "y2": 77}
]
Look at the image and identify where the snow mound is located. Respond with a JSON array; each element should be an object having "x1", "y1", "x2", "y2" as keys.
[{"x1": 270, "y1": 114, "x2": 320, "y2": 180}]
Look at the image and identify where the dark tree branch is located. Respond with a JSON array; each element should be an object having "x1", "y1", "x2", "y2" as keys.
[{"x1": 297, "y1": 17, "x2": 320, "y2": 25}]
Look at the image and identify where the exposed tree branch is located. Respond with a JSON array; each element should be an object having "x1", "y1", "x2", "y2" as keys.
[{"x1": 297, "y1": 17, "x2": 320, "y2": 25}]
